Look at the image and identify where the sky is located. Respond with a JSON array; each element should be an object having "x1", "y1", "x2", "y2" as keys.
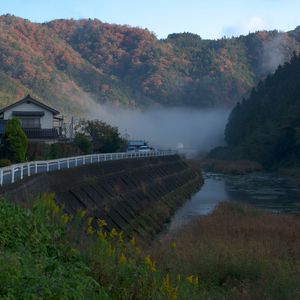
[{"x1": 0, "y1": 0, "x2": 300, "y2": 39}]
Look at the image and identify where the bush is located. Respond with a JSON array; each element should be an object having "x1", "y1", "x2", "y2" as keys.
[
  {"x1": 73, "y1": 133, "x2": 92, "y2": 154},
  {"x1": 2, "y1": 118, "x2": 28, "y2": 163},
  {"x1": 0, "y1": 158, "x2": 11, "y2": 167},
  {"x1": 26, "y1": 142, "x2": 81, "y2": 160}
]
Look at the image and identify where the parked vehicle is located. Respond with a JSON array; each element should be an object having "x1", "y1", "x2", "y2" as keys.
[
  {"x1": 138, "y1": 145, "x2": 151, "y2": 153},
  {"x1": 127, "y1": 146, "x2": 137, "y2": 153}
]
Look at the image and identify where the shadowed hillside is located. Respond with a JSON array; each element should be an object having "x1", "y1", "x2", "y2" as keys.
[{"x1": 210, "y1": 52, "x2": 300, "y2": 169}]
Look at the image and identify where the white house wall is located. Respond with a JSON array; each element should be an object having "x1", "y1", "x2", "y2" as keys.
[{"x1": 3, "y1": 102, "x2": 53, "y2": 129}]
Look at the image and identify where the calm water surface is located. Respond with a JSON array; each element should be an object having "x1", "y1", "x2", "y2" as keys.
[{"x1": 168, "y1": 172, "x2": 300, "y2": 231}]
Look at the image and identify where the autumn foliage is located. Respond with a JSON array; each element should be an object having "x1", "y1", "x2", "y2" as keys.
[{"x1": 0, "y1": 15, "x2": 300, "y2": 113}]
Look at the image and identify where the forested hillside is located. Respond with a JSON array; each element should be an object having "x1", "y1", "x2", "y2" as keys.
[
  {"x1": 217, "y1": 53, "x2": 300, "y2": 168},
  {"x1": 1, "y1": 14, "x2": 300, "y2": 114}
]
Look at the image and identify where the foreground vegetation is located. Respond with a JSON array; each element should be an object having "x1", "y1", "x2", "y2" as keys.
[
  {"x1": 0, "y1": 194, "x2": 199, "y2": 299},
  {"x1": 1, "y1": 193, "x2": 300, "y2": 299},
  {"x1": 152, "y1": 203, "x2": 300, "y2": 300}
]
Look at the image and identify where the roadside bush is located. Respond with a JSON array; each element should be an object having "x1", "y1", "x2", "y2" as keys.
[
  {"x1": 2, "y1": 118, "x2": 28, "y2": 163},
  {"x1": 27, "y1": 142, "x2": 81, "y2": 160},
  {"x1": 73, "y1": 133, "x2": 92, "y2": 154},
  {"x1": 0, "y1": 158, "x2": 11, "y2": 167}
]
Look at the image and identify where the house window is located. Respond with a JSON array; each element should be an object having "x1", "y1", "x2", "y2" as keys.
[{"x1": 19, "y1": 117, "x2": 41, "y2": 129}]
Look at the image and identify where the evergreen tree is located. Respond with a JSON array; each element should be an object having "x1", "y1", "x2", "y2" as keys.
[{"x1": 3, "y1": 118, "x2": 28, "y2": 163}]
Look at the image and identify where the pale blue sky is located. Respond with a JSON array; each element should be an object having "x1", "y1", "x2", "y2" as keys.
[{"x1": 1, "y1": 0, "x2": 300, "y2": 39}]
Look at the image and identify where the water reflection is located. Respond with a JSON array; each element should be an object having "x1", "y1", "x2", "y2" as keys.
[
  {"x1": 224, "y1": 172, "x2": 300, "y2": 213},
  {"x1": 168, "y1": 172, "x2": 300, "y2": 232}
]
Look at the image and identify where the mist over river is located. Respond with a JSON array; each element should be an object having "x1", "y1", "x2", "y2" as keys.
[{"x1": 168, "y1": 172, "x2": 300, "y2": 232}]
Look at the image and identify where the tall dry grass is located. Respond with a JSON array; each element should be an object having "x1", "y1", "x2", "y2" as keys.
[
  {"x1": 151, "y1": 202, "x2": 300, "y2": 300},
  {"x1": 199, "y1": 159, "x2": 263, "y2": 174}
]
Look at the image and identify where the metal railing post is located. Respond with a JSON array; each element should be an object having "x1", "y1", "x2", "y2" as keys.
[
  {"x1": 11, "y1": 167, "x2": 15, "y2": 184},
  {"x1": 0, "y1": 169, "x2": 3, "y2": 186},
  {"x1": 20, "y1": 165, "x2": 24, "y2": 180},
  {"x1": 35, "y1": 162, "x2": 38, "y2": 174},
  {"x1": 28, "y1": 163, "x2": 30, "y2": 176},
  {"x1": 67, "y1": 159, "x2": 70, "y2": 168},
  {"x1": 47, "y1": 163, "x2": 49, "y2": 172}
]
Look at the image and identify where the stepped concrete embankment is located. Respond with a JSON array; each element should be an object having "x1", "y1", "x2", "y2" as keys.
[{"x1": 0, "y1": 155, "x2": 203, "y2": 238}]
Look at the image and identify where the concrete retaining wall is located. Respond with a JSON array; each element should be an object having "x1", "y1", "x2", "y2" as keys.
[{"x1": 0, "y1": 155, "x2": 203, "y2": 238}]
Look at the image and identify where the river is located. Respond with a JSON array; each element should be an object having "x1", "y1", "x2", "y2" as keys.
[{"x1": 168, "y1": 172, "x2": 300, "y2": 232}]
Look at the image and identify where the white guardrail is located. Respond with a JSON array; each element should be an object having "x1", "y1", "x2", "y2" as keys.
[{"x1": 0, "y1": 150, "x2": 177, "y2": 186}]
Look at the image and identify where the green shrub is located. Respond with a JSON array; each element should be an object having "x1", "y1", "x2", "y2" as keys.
[
  {"x1": 2, "y1": 118, "x2": 28, "y2": 163},
  {"x1": 0, "y1": 158, "x2": 11, "y2": 167},
  {"x1": 26, "y1": 142, "x2": 81, "y2": 160},
  {"x1": 74, "y1": 133, "x2": 92, "y2": 154}
]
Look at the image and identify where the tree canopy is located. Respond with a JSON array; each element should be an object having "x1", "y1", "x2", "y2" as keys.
[{"x1": 76, "y1": 120, "x2": 126, "y2": 153}]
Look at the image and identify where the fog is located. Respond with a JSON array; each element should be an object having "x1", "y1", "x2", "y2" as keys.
[
  {"x1": 86, "y1": 103, "x2": 230, "y2": 157},
  {"x1": 262, "y1": 34, "x2": 286, "y2": 74}
]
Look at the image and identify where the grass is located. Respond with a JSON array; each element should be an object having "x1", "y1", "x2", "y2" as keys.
[
  {"x1": 199, "y1": 159, "x2": 263, "y2": 174},
  {"x1": 150, "y1": 202, "x2": 300, "y2": 300}
]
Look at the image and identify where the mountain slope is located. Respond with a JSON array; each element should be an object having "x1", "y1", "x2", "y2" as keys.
[{"x1": 1, "y1": 15, "x2": 300, "y2": 114}]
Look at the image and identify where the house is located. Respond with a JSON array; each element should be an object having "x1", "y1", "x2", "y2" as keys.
[{"x1": 0, "y1": 95, "x2": 64, "y2": 142}]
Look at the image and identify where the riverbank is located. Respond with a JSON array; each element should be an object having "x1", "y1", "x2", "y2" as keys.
[
  {"x1": 150, "y1": 202, "x2": 300, "y2": 300},
  {"x1": 281, "y1": 168, "x2": 300, "y2": 186},
  {"x1": 199, "y1": 159, "x2": 263, "y2": 174}
]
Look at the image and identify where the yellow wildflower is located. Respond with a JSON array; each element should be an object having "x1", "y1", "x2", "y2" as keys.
[
  {"x1": 186, "y1": 275, "x2": 193, "y2": 284},
  {"x1": 87, "y1": 226, "x2": 94, "y2": 235},
  {"x1": 52, "y1": 204, "x2": 60, "y2": 214},
  {"x1": 97, "y1": 219, "x2": 107, "y2": 228},
  {"x1": 162, "y1": 274, "x2": 177, "y2": 300},
  {"x1": 97, "y1": 230, "x2": 107, "y2": 240},
  {"x1": 118, "y1": 231, "x2": 124, "y2": 243},
  {"x1": 119, "y1": 253, "x2": 127, "y2": 265},
  {"x1": 61, "y1": 213, "x2": 70, "y2": 225},
  {"x1": 110, "y1": 228, "x2": 118, "y2": 238},
  {"x1": 170, "y1": 242, "x2": 177, "y2": 250},
  {"x1": 144, "y1": 255, "x2": 156, "y2": 272},
  {"x1": 87, "y1": 216, "x2": 93, "y2": 227},
  {"x1": 77, "y1": 208, "x2": 87, "y2": 219}
]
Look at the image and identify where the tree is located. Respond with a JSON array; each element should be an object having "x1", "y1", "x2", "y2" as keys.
[
  {"x1": 76, "y1": 120, "x2": 126, "y2": 153},
  {"x1": 3, "y1": 118, "x2": 28, "y2": 163},
  {"x1": 73, "y1": 133, "x2": 92, "y2": 154}
]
